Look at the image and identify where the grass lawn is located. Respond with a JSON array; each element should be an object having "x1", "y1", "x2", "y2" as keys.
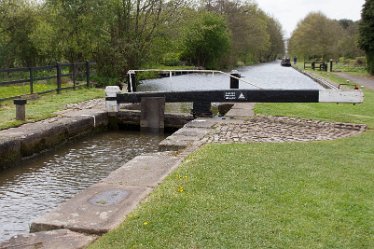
[
  {"x1": 0, "y1": 87, "x2": 103, "y2": 130},
  {"x1": 89, "y1": 73, "x2": 374, "y2": 248}
]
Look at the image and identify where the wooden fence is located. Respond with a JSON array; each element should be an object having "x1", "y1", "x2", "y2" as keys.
[
  {"x1": 304, "y1": 61, "x2": 328, "y2": 71},
  {"x1": 0, "y1": 61, "x2": 96, "y2": 102}
]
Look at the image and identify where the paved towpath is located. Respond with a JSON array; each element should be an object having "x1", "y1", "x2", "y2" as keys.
[{"x1": 334, "y1": 72, "x2": 374, "y2": 90}]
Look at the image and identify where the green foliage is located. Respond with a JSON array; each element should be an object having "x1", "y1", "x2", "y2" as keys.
[
  {"x1": 289, "y1": 12, "x2": 344, "y2": 60},
  {"x1": 181, "y1": 12, "x2": 231, "y2": 69},
  {"x1": 91, "y1": 75, "x2": 121, "y2": 88},
  {"x1": 0, "y1": 0, "x2": 40, "y2": 67},
  {"x1": 162, "y1": 53, "x2": 181, "y2": 66},
  {"x1": 0, "y1": 0, "x2": 285, "y2": 77},
  {"x1": 359, "y1": 0, "x2": 374, "y2": 74}
]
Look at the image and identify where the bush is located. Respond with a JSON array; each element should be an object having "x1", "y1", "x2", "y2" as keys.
[
  {"x1": 162, "y1": 53, "x2": 181, "y2": 66},
  {"x1": 91, "y1": 75, "x2": 121, "y2": 88},
  {"x1": 355, "y1": 56, "x2": 367, "y2": 66}
]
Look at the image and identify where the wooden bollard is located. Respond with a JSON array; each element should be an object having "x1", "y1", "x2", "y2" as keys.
[
  {"x1": 14, "y1": 99, "x2": 27, "y2": 121},
  {"x1": 140, "y1": 97, "x2": 165, "y2": 131},
  {"x1": 230, "y1": 70, "x2": 241, "y2": 89}
]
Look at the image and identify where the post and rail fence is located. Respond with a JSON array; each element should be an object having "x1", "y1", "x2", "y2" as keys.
[
  {"x1": 304, "y1": 61, "x2": 328, "y2": 71},
  {"x1": 0, "y1": 61, "x2": 96, "y2": 102}
]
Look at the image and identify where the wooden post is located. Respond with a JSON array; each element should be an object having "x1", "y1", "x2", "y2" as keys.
[
  {"x1": 86, "y1": 61, "x2": 90, "y2": 87},
  {"x1": 72, "y1": 62, "x2": 76, "y2": 90},
  {"x1": 14, "y1": 99, "x2": 27, "y2": 121},
  {"x1": 330, "y1": 59, "x2": 333, "y2": 72},
  {"x1": 230, "y1": 70, "x2": 240, "y2": 89},
  {"x1": 140, "y1": 97, "x2": 165, "y2": 131},
  {"x1": 128, "y1": 72, "x2": 137, "y2": 92},
  {"x1": 192, "y1": 101, "x2": 212, "y2": 118},
  {"x1": 56, "y1": 63, "x2": 62, "y2": 94},
  {"x1": 29, "y1": 67, "x2": 34, "y2": 94}
]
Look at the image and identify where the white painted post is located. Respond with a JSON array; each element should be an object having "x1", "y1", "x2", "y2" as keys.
[{"x1": 105, "y1": 86, "x2": 121, "y2": 112}]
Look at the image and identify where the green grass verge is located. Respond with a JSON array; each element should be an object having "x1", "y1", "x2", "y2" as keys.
[
  {"x1": 0, "y1": 83, "x2": 56, "y2": 99},
  {"x1": 255, "y1": 89, "x2": 374, "y2": 129},
  {"x1": 0, "y1": 87, "x2": 103, "y2": 130},
  {"x1": 89, "y1": 74, "x2": 374, "y2": 247},
  {"x1": 90, "y1": 135, "x2": 374, "y2": 249}
]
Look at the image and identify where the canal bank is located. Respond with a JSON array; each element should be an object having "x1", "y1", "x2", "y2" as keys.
[{"x1": 0, "y1": 101, "x2": 367, "y2": 248}]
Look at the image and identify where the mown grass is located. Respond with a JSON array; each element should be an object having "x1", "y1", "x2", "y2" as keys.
[
  {"x1": 0, "y1": 83, "x2": 54, "y2": 99},
  {"x1": 255, "y1": 89, "x2": 374, "y2": 128},
  {"x1": 0, "y1": 87, "x2": 103, "y2": 130},
  {"x1": 89, "y1": 74, "x2": 374, "y2": 247}
]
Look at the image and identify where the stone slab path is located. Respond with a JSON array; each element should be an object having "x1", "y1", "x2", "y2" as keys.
[{"x1": 334, "y1": 72, "x2": 374, "y2": 90}]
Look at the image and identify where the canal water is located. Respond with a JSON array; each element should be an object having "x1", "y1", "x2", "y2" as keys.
[
  {"x1": 0, "y1": 131, "x2": 165, "y2": 242},
  {"x1": 138, "y1": 61, "x2": 324, "y2": 91}
]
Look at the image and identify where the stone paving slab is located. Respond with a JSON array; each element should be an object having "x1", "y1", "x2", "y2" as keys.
[
  {"x1": 184, "y1": 118, "x2": 217, "y2": 129},
  {"x1": 224, "y1": 103, "x2": 255, "y2": 119},
  {"x1": 30, "y1": 184, "x2": 152, "y2": 235},
  {"x1": 206, "y1": 115, "x2": 367, "y2": 143},
  {"x1": 101, "y1": 152, "x2": 181, "y2": 187},
  {"x1": 0, "y1": 229, "x2": 97, "y2": 249},
  {"x1": 173, "y1": 127, "x2": 211, "y2": 137}
]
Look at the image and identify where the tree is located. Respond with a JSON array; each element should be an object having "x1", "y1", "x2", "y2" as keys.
[
  {"x1": 0, "y1": 0, "x2": 40, "y2": 67},
  {"x1": 359, "y1": 0, "x2": 374, "y2": 74},
  {"x1": 289, "y1": 12, "x2": 343, "y2": 61},
  {"x1": 181, "y1": 12, "x2": 231, "y2": 69},
  {"x1": 337, "y1": 20, "x2": 364, "y2": 59},
  {"x1": 264, "y1": 16, "x2": 285, "y2": 61}
]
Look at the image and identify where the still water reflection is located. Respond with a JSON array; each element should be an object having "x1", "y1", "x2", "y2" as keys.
[
  {"x1": 138, "y1": 61, "x2": 323, "y2": 92},
  {"x1": 0, "y1": 131, "x2": 165, "y2": 242}
]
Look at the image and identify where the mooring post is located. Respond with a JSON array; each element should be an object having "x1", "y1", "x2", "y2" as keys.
[
  {"x1": 230, "y1": 70, "x2": 241, "y2": 89},
  {"x1": 127, "y1": 71, "x2": 137, "y2": 92},
  {"x1": 140, "y1": 97, "x2": 165, "y2": 131},
  {"x1": 105, "y1": 86, "x2": 121, "y2": 114},
  {"x1": 14, "y1": 99, "x2": 27, "y2": 121}
]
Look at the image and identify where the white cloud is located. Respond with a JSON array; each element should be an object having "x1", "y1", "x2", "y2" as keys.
[{"x1": 254, "y1": 0, "x2": 365, "y2": 38}]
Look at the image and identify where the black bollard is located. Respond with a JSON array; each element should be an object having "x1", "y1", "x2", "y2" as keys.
[
  {"x1": 127, "y1": 72, "x2": 137, "y2": 92},
  {"x1": 230, "y1": 70, "x2": 241, "y2": 89},
  {"x1": 14, "y1": 99, "x2": 27, "y2": 121}
]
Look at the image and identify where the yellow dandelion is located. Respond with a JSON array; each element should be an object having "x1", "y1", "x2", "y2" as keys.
[
  {"x1": 143, "y1": 221, "x2": 149, "y2": 225},
  {"x1": 178, "y1": 186, "x2": 184, "y2": 193}
]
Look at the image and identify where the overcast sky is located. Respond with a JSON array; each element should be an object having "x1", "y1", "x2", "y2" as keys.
[{"x1": 254, "y1": 0, "x2": 365, "y2": 38}]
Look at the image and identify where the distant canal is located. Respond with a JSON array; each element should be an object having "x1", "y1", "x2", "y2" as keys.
[
  {"x1": 0, "y1": 131, "x2": 165, "y2": 242},
  {"x1": 138, "y1": 61, "x2": 323, "y2": 91}
]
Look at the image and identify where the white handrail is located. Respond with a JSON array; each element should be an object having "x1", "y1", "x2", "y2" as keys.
[{"x1": 127, "y1": 69, "x2": 262, "y2": 89}]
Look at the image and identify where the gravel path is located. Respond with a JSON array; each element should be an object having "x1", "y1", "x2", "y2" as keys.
[{"x1": 334, "y1": 72, "x2": 374, "y2": 90}]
